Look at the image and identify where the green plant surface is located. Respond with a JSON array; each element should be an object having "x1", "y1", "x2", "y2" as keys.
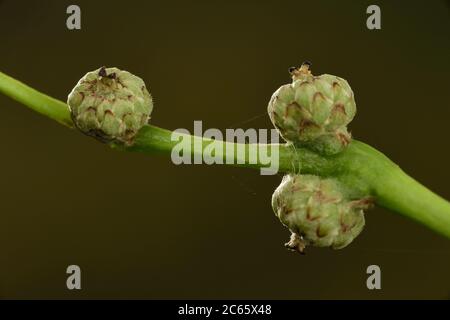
[{"x1": 1, "y1": 70, "x2": 450, "y2": 239}]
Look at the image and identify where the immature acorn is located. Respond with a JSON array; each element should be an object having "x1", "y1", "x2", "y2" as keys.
[
  {"x1": 272, "y1": 174, "x2": 372, "y2": 252},
  {"x1": 68, "y1": 67, "x2": 153, "y2": 145},
  {"x1": 267, "y1": 62, "x2": 356, "y2": 155}
]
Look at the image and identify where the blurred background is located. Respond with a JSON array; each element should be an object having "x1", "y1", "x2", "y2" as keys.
[{"x1": 0, "y1": 0, "x2": 449, "y2": 299}]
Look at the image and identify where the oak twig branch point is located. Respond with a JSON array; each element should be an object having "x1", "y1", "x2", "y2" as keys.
[{"x1": 1, "y1": 68, "x2": 449, "y2": 249}]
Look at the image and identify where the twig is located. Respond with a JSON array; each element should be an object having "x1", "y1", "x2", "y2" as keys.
[{"x1": 1, "y1": 70, "x2": 449, "y2": 238}]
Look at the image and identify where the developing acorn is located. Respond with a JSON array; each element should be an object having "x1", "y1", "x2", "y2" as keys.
[
  {"x1": 272, "y1": 174, "x2": 373, "y2": 253},
  {"x1": 267, "y1": 62, "x2": 356, "y2": 155},
  {"x1": 68, "y1": 67, "x2": 153, "y2": 145}
]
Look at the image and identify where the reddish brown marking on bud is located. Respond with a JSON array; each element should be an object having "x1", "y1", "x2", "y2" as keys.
[
  {"x1": 284, "y1": 101, "x2": 301, "y2": 117},
  {"x1": 104, "y1": 109, "x2": 114, "y2": 116},
  {"x1": 350, "y1": 197, "x2": 375, "y2": 209},
  {"x1": 313, "y1": 92, "x2": 325, "y2": 102},
  {"x1": 306, "y1": 206, "x2": 320, "y2": 221},
  {"x1": 337, "y1": 132, "x2": 351, "y2": 145},
  {"x1": 340, "y1": 214, "x2": 350, "y2": 233},
  {"x1": 333, "y1": 103, "x2": 346, "y2": 115},
  {"x1": 298, "y1": 119, "x2": 319, "y2": 134},
  {"x1": 332, "y1": 81, "x2": 341, "y2": 89},
  {"x1": 314, "y1": 190, "x2": 339, "y2": 204}
]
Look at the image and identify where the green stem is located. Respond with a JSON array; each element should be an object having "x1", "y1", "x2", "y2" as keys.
[
  {"x1": 0, "y1": 71, "x2": 73, "y2": 127},
  {"x1": 1, "y1": 70, "x2": 449, "y2": 238}
]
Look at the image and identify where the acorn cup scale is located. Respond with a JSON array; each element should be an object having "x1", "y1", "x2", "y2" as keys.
[
  {"x1": 268, "y1": 62, "x2": 356, "y2": 155},
  {"x1": 67, "y1": 67, "x2": 153, "y2": 145}
]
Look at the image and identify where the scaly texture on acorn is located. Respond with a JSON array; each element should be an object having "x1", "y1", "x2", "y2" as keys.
[
  {"x1": 68, "y1": 67, "x2": 153, "y2": 145},
  {"x1": 268, "y1": 62, "x2": 356, "y2": 155},
  {"x1": 272, "y1": 174, "x2": 372, "y2": 252}
]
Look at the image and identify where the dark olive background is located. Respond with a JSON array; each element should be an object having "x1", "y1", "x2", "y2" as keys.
[{"x1": 0, "y1": 0, "x2": 449, "y2": 299}]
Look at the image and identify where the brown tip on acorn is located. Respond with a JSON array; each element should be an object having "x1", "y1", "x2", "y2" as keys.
[
  {"x1": 299, "y1": 61, "x2": 312, "y2": 74},
  {"x1": 289, "y1": 61, "x2": 313, "y2": 80},
  {"x1": 288, "y1": 66, "x2": 298, "y2": 74},
  {"x1": 98, "y1": 66, "x2": 107, "y2": 77},
  {"x1": 284, "y1": 232, "x2": 307, "y2": 254}
]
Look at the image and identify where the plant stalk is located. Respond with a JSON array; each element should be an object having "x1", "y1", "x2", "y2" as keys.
[{"x1": 1, "y1": 70, "x2": 449, "y2": 238}]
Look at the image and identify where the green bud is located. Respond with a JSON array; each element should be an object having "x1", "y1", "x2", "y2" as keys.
[
  {"x1": 268, "y1": 63, "x2": 356, "y2": 155},
  {"x1": 272, "y1": 174, "x2": 372, "y2": 252},
  {"x1": 68, "y1": 67, "x2": 153, "y2": 145}
]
